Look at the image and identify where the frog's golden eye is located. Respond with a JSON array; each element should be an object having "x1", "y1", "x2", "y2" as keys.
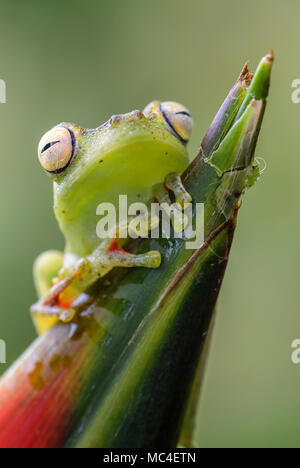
[
  {"x1": 38, "y1": 126, "x2": 76, "y2": 174},
  {"x1": 143, "y1": 100, "x2": 193, "y2": 144}
]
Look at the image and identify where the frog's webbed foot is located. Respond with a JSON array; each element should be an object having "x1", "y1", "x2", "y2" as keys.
[
  {"x1": 154, "y1": 172, "x2": 192, "y2": 233},
  {"x1": 30, "y1": 289, "x2": 93, "y2": 325},
  {"x1": 31, "y1": 236, "x2": 161, "y2": 326},
  {"x1": 30, "y1": 262, "x2": 87, "y2": 325},
  {"x1": 31, "y1": 303, "x2": 77, "y2": 323}
]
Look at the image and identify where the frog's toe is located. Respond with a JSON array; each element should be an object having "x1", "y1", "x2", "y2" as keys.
[
  {"x1": 137, "y1": 250, "x2": 161, "y2": 269},
  {"x1": 60, "y1": 308, "x2": 76, "y2": 323},
  {"x1": 108, "y1": 248, "x2": 161, "y2": 269}
]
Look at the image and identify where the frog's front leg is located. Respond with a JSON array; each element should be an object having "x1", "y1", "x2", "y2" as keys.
[
  {"x1": 31, "y1": 237, "x2": 161, "y2": 332},
  {"x1": 73, "y1": 237, "x2": 161, "y2": 292},
  {"x1": 165, "y1": 172, "x2": 192, "y2": 208},
  {"x1": 154, "y1": 172, "x2": 192, "y2": 233}
]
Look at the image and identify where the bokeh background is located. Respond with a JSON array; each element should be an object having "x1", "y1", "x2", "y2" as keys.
[{"x1": 0, "y1": 0, "x2": 299, "y2": 448}]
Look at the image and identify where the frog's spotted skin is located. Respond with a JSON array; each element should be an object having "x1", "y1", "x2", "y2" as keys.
[{"x1": 31, "y1": 102, "x2": 193, "y2": 335}]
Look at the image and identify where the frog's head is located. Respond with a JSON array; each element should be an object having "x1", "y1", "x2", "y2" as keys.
[
  {"x1": 37, "y1": 101, "x2": 193, "y2": 181},
  {"x1": 37, "y1": 101, "x2": 193, "y2": 255}
]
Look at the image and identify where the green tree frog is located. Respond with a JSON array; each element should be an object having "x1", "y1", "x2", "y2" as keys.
[{"x1": 31, "y1": 101, "x2": 193, "y2": 334}]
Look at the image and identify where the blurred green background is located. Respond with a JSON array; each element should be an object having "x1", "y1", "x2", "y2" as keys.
[{"x1": 0, "y1": 0, "x2": 299, "y2": 448}]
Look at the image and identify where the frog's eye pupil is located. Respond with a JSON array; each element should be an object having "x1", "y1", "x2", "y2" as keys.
[
  {"x1": 175, "y1": 111, "x2": 191, "y2": 117},
  {"x1": 38, "y1": 126, "x2": 77, "y2": 175},
  {"x1": 41, "y1": 141, "x2": 60, "y2": 154}
]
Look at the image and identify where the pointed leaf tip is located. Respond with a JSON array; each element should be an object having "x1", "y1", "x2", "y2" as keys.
[
  {"x1": 234, "y1": 52, "x2": 273, "y2": 122},
  {"x1": 266, "y1": 50, "x2": 274, "y2": 63},
  {"x1": 237, "y1": 62, "x2": 253, "y2": 86}
]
